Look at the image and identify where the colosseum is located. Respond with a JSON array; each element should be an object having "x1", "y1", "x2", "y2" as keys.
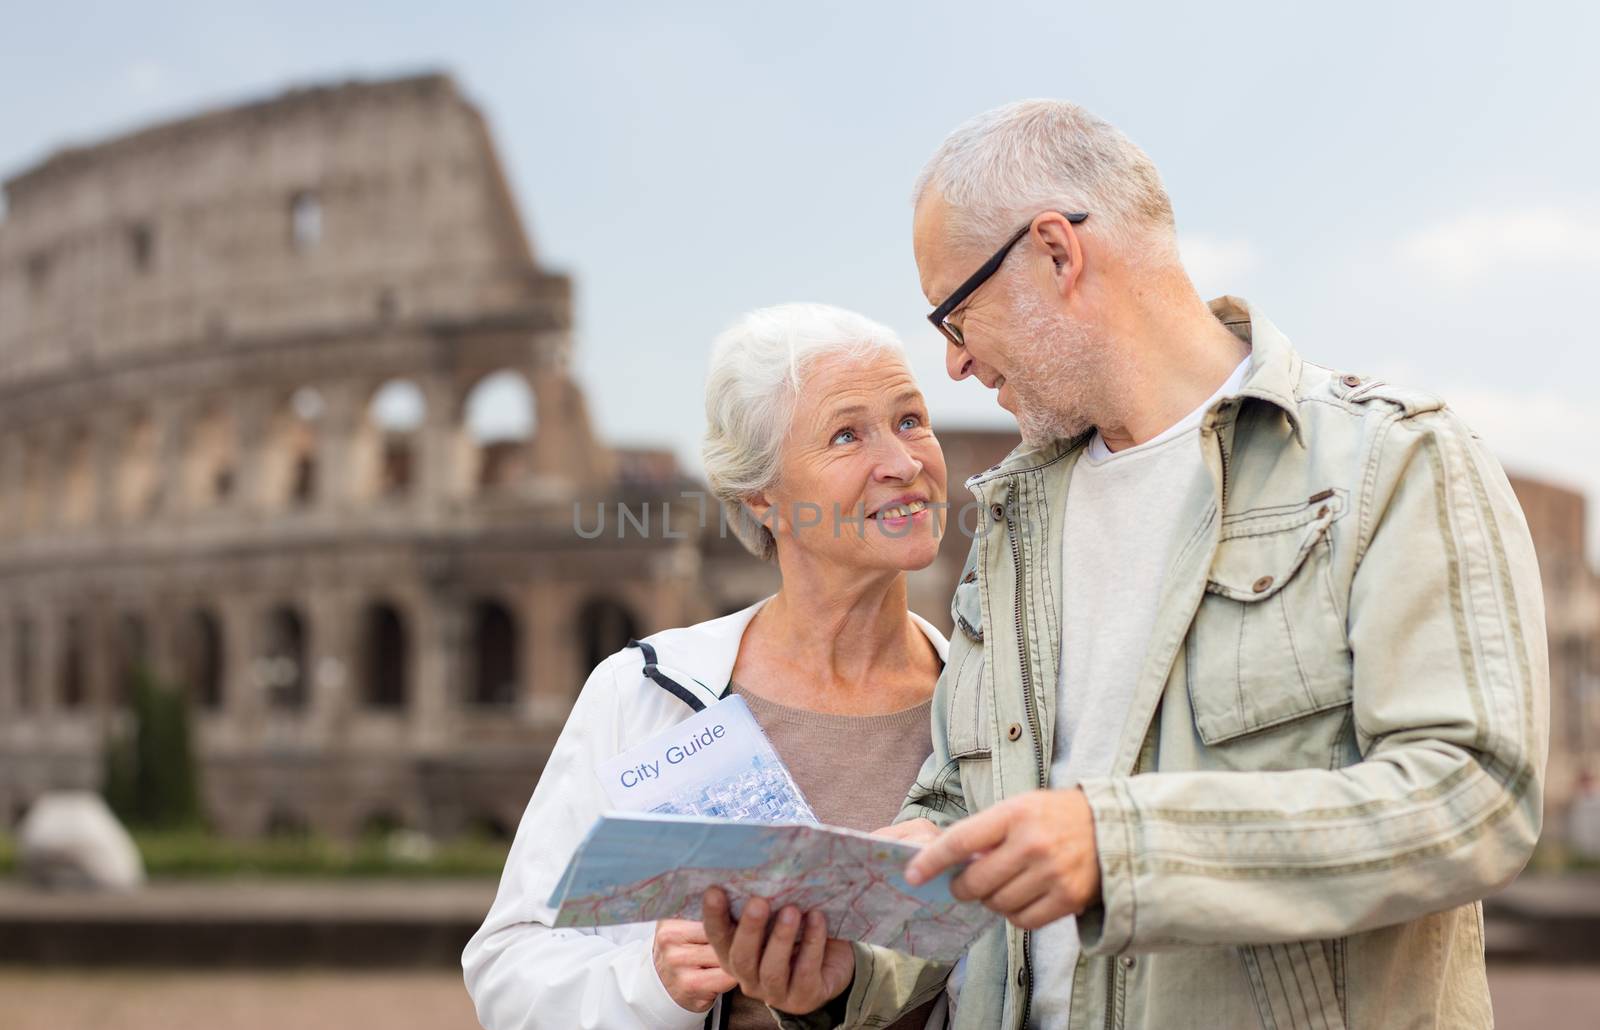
[
  {"x1": 0, "y1": 73, "x2": 789, "y2": 841},
  {"x1": 1, "y1": 72, "x2": 1595, "y2": 849}
]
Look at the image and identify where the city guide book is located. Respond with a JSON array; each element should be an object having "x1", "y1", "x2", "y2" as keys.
[{"x1": 594, "y1": 693, "x2": 818, "y2": 823}]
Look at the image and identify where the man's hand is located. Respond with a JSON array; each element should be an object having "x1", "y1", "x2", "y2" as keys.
[
  {"x1": 872, "y1": 817, "x2": 942, "y2": 846},
  {"x1": 904, "y1": 788, "x2": 1100, "y2": 930},
  {"x1": 702, "y1": 887, "x2": 854, "y2": 1015},
  {"x1": 652, "y1": 919, "x2": 737, "y2": 1013}
]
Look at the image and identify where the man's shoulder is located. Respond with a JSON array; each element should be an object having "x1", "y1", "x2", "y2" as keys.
[{"x1": 1294, "y1": 361, "x2": 1449, "y2": 422}]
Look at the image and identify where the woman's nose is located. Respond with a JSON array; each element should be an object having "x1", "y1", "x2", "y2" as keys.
[
  {"x1": 874, "y1": 434, "x2": 924, "y2": 483},
  {"x1": 946, "y1": 337, "x2": 973, "y2": 381}
]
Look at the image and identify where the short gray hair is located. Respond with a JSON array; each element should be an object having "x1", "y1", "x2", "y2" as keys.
[
  {"x1": 914, "y1": 99, "x2": 1177, "y2": 261},
  {"x1": 702, "y1": 303, "x2": 906, "y2": 561}
]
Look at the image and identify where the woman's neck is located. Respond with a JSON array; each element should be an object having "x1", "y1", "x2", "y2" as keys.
[{"x1": 733, "y1": 558, "x2": 940, "y2": 715}]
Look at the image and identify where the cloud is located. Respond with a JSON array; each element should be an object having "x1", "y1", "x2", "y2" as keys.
[
  {"x1": 1180, "y1": 235, "x2": 1260, "y2": 297},
  {"x1": 125, "y1": 60, "x2": 169, "y2": 98},
  {"x1": 1396, "y1": 207, "x2": 1600, "y2": 285}
]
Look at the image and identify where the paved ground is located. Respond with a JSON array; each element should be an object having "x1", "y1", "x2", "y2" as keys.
[{"x1": 1, "y1": 964, "x2": 1596, "y2": 1029}]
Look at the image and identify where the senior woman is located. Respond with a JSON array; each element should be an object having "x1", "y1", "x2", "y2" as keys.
[{"x1": 462, "y1": 303, "x2": 952, "y2": 1030}]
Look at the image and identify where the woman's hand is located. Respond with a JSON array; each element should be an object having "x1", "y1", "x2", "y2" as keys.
[
  {"x1": 702, "y1": 888, "x2": 855, "y2": 1016},
  {"x1": 653, "y1": 919, "x2": 738, "y2": 1013},
  {"x1": 872, "y1": 817, "x2": 942, "y2": 847}
]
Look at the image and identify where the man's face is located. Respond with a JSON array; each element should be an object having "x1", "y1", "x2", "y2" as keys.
[{"x1": 913, "y1": 194, "x2": 1110, "y2": 446}]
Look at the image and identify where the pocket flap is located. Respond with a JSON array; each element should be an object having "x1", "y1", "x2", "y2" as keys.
[
  {"x1": 951, "y1": 569, "x2": 984, "y2": 643},
  {"x1": 1208, "y1": 492, "x2": 1344, "y2": 601}
]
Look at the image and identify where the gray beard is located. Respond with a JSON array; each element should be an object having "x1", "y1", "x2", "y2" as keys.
[{"x1": 1007, "y1": 291, "x2": 1126, "y2": 448}]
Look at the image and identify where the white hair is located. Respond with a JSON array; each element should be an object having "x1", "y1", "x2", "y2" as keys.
[
  {"x1": 702, "y1": 303, "x2": 906, "y2": 561},
  {"x1": 914, "y1": 99, "x2": 1178, "y2": 263}
]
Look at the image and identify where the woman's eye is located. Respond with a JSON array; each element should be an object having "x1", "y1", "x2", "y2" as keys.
[{"x1": 831, "y1": 429, "x2": 857, "y2": 445}]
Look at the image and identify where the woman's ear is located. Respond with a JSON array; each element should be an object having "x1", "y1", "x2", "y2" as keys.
[{"x1": 744, "y1": 492, "x2": 779, "y2": 534}]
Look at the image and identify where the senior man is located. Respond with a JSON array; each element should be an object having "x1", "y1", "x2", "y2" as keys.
[{"x1": 704, "y1": 100, "x2": 1548, "y2": 1030}]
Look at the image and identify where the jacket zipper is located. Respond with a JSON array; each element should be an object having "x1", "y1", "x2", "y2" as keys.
[
  {"x1": 1005, "y1": 497, "x2": 1047, "y2": 1030},
  {"x1": 1215, "y1": 420, "x2": 1231, "y2": 512}
]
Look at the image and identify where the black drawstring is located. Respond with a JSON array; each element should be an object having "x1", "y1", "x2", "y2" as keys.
[{"x1": 627, "y1": 639, "x2": 707, "y2": 713}]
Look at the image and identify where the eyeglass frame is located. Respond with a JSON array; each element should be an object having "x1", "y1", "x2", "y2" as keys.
[{"x1": 926, "y1": 210, "x2": 1089, "y2": 349}]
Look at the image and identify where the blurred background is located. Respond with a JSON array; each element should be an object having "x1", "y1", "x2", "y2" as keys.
[{"x1": 0, "y1": 2, "x2": 1596, "y2": 1028}]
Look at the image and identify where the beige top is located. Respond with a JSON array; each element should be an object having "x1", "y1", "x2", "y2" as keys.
[{"x1": 723, "y1": 681, "x2": 940, "y2": 1030}]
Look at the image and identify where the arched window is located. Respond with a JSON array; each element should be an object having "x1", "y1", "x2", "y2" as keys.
[
  {"x1": 462, "y1": 370, "x2": 535, "y2": 491},
  {"x1": 179, "y1": 609, "x2": 225, "y2": 710},
  {"x1": 60, "y1": 614, "x2": 86, "y2": 710},
  {"x1": 469, "y1": 599, "x2": 519, "y2": 706},
  {"x1": 578, "y1": 598, "x2": 639, "y2": 676},
  {"x1": 361, "y1": 602, "x2": 408, "y2": 710},
  {"x1": 262, "y1": 606, "x2": 308, "y2": 711}
]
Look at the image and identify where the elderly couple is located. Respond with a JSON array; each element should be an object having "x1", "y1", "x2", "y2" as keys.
[{"x1": 463, "y1": 101, "x2": 1548, "y2": 1030}]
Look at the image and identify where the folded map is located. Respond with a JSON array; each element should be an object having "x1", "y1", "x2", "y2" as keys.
[{"x1": 549, "y1": 812, "x2": 996, "y2": 961}]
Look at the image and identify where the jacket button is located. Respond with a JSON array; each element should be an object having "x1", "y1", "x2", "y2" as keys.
[
  {"x1": 961, "y1": 569, "x2": 977, "y2": 584},
  {"x1": 1252, "y1": 575, "x2": 1274, "y2": 593},
  {"x1": 1341, "y1": 374, "x2": 1361, "y2": 388},
  {"x1": 1007, "y1": 723, "x2": 1023, "y2": 741},
  {"x1": 1120, "y1": 955, "x2": 1137, "y2": 969},
  {"x1": 1017, "y1": 967, "x2": 1026, "y2": 986},
  {"x1": 990, "y1": 503, "x2": 1006, "y2": 522}
]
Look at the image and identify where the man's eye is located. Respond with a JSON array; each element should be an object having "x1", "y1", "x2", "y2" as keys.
[
  {"x1": 831, "y1": 429, "x2": 857, "y2": 445},
  {"x1": 898, "y1": 416, "x2": 922, "y2": 431}
]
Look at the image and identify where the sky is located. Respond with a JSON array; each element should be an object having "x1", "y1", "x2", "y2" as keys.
[{"x1": 2, "y1": 1, "x2": 1596, "y2": 552}]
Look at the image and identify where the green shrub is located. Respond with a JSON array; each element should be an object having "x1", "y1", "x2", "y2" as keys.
[{"x1": 101, "y1": 664, "x2": 203, "y2": 832}]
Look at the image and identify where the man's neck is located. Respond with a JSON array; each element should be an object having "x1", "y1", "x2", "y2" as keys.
[{"x1": 1096, "y1": 296, "x2": 1250, "y2": 453}]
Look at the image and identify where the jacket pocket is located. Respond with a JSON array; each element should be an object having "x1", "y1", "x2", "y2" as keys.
[
  {"x1": 945, "y1": 629, "x2": 991, "y2": 759},
  {"x1": 1239, "y1": 940, "x2": 1348, "y2": 1030},
  {"x1": 1186, "y1": 493, "x2": 1351, "y2": 746}
]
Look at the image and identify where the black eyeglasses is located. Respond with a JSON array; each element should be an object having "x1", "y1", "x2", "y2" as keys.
[{"x1": 926, "y1": 210, "x2": 1088, "y2": 349}]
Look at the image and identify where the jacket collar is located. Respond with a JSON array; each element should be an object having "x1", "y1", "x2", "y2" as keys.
[
  {"x1": 639, "y1": 595, "x2": 950, "y2": 701},
  {"x1": 1208, "y1": 295, "x2": 1305, "y2": 444}
]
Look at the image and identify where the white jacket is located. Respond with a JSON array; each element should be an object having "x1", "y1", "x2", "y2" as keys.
[{"x1": 461, "y1": 597, "x2": 951, "y2": 1030}]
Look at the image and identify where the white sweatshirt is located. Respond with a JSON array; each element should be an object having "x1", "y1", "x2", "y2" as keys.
[{"x1": 461, "y1": 597, "x2": 950, "y2": 1030}]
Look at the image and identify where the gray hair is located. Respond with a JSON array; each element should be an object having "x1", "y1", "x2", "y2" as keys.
[
  {"x1": 914, "y1": 99, "x2": 1178, "y2": 263},
  {"x1": 702, "y1": 303, "x2": 907, "y2": 561}
]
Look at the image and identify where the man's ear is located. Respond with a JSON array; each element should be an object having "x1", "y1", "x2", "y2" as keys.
[{"x1": 1032, "y1": 213, "x2": 1085, "y2": 300}]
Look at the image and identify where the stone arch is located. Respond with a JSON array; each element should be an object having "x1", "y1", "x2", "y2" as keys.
[
  {"x1": 12, "y1": 614, "x2": 35, "y2": 712},
  {"x1": 183, "y1": 402, "x2": 237, "y2": 509},
  {"x1": 260, "y1": 385, "x2": 323, "y2": 508},
  {"x1": 458, "y1": 369, "x2": 536, "y2": 493},
  {"x1": 59, "y1": 425, "x2": 95, "y2": 528},
  {"x1": 116, "y1": 410, "x2": 160, "y2": 521},
  {"x1": 360, "y1": 600, "x2": 409, "y2": 710},
  {"x1": 177, "y1": 608, "x2": 225, "y2": 711},
  {"x1": 113, "y1": 612, "x2": 149, "y2": 708},
  {"x1": 351, "y1": 377, "x2": 425, "y2": 501},
  {"x1": 21, "y1": 433, "x2": 50, "y2": 532},
  {"x1": 577, "y1": 597, "x2": 640, "y2": 676},
  {"x1": 59, "y1": 613, "x2": 87, "y2": 710},
  {"x1": 468, "y1": 597, "x2": 519, "y2": 706},
  {"x1": 261, "y1": 605, "x2": 309, "y2": 711}
]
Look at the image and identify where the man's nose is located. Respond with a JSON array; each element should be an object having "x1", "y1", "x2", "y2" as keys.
[{"x1": 946, "y1": 337, "x2": 973, "y2": 381}]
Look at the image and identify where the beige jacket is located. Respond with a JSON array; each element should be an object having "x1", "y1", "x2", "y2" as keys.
[{"x1": 782, "y1": 297, "x2": 1548, "y2": 1030}]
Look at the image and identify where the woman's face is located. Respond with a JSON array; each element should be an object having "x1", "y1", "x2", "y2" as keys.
[{"x1": 755, "y1": 351, "x2": 948, "y2": 575}]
